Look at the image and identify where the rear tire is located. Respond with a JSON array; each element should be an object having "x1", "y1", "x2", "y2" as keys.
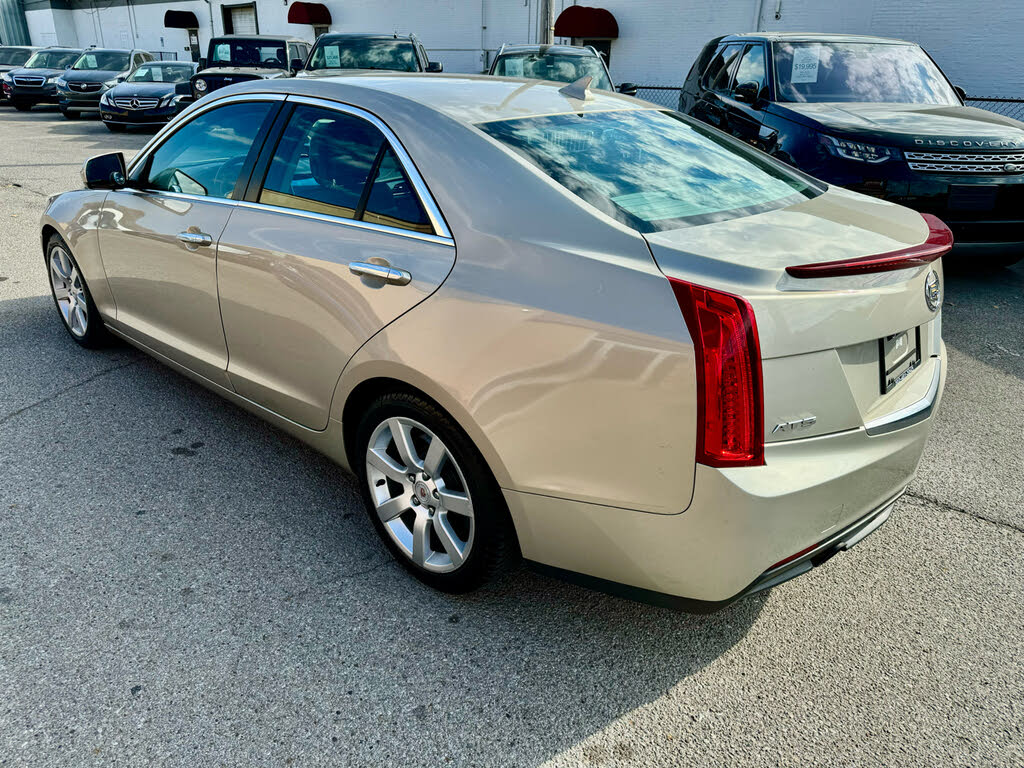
[
  {"x1": 45, "y1": 233, "x2": 110, "y2": 349},
  {"x1": 354, "y1": 391, "x2": 517, "y2": 593}
]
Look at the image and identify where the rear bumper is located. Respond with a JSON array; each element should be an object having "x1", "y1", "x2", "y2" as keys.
[{"x1": 507, "y1": 347, "x2": 945, "y2": 609}]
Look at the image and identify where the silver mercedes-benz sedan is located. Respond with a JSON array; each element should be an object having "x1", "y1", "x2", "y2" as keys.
[{"x1": 40, "y1": 74, "x2": 948, "y2": 611}]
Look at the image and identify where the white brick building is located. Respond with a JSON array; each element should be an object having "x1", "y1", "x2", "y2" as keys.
[{"x1": 16, "y1": 0, "x2": 1024, "y2": 97}]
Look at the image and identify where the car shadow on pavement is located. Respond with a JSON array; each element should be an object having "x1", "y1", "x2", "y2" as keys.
[{"x1": 0, "y1": 294, "x2": 765, "y2": 767}]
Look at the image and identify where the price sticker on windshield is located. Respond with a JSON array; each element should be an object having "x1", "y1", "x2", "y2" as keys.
[
  {"x1": 324, "y1": 45, "x2": 341, "y2": 67},
  {"x1": 791, "y1": 44, "x2": 821, "y2": 84}
]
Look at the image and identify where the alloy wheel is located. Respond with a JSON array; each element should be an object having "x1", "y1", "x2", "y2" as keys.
[
  {"x1": 365, "y1": 416, "x2": 475, "y2": 573},
  {"x1": 49, "y1": 246, "x2": 88, "y2": 337}
]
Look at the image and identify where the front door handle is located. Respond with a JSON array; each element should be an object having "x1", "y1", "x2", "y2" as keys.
[
  {"x1": 176, "y1": 231, "x2": 213, "y2": 247},
  {"x1": 349, "y1": 261, "x2": 412, "y2": 286}
]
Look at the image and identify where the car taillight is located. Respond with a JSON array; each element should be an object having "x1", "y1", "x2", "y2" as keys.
[{"x1": 669, "y1": 279, "x2": 764, "y2": 468}]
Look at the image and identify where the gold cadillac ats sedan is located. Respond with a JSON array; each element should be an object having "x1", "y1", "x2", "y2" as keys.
[{"x1": 41, "y1": 74, "x2": 949, "y2": 611}]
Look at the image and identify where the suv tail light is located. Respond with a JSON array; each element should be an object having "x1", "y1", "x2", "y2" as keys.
[{"x1": 669, "y1": 279, "x2": 764, "y2": 468}]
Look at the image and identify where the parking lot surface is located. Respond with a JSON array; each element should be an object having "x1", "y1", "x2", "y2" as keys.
[{"x1": 1, "y1": 108, "x2": 1022, "y2": 768}]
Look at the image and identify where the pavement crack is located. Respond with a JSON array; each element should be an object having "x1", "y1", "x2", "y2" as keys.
[
  {"x1": 0, "y1": 359, "x2": 139, "y2": 428},
  {"x1": 905, "y1": 491, "x2": 1024, "y2": 535}
]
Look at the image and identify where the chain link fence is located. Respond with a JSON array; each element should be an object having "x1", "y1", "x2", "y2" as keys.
[{"x1": 633, "y1": 86, "x2": 1024, "y2": 122}]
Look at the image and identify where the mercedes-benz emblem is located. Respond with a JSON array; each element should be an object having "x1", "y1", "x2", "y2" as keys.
[
  {"x1": 130, "y1": 98, "x2": 141, "y2": 110},
  {"x1": 924, "y1": 269, "x2": 942, "y2": 312}
]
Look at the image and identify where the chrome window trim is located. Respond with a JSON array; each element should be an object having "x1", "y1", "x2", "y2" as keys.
[
  {"x1": 125, "y1": 92, "x2": 287, "y2": 178},
  {"x1": 281, "y1": 94, "x2": 453, "y2": 240},
  {"x1": 117, "y1": 188, "x2": 240, "y2": 210}
]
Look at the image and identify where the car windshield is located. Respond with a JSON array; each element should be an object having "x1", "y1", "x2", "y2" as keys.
[
  {"x1": 479, "y1": 109, "x2": 816, "y2": 232},
  {"x1": 0, "y1": 48, "x2": 32, "y2": 66},
  {"x1": 307, "y1": 38, "x2": 417, "y2": 71},
  {"x1": 210, "y1": 39, "x2": 288, "y2": 68},
  {"x1": 24, "y1": 50, "x2": 80, "y2": 69},
  {"x1": 73, "y1": 51, "x2": 131, "y2": 71},
  {"x1": 773, "y1": 41, "x2": 960, "y2": 104},
  {"x1": 128, "y1": 63, "x2": 193, "y2": 83},
  {"x1": 492, "y1": 52, "x2": 613, "y2": 91}
]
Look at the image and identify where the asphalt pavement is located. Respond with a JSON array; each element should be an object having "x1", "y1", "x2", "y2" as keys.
[{"x1": 0, "y1": 107, "x2": 1022, "y2": 768}]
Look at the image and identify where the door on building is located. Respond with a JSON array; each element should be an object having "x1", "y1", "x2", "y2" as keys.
[
  {"x1": 187, "y1": 29, "x2": 201, "y2": 62},
  {"x1": 222, "y1": 4, "x2": 258, "y2": 35}
]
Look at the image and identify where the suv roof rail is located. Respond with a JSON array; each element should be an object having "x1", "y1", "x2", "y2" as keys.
[{"x1": 497, "y1": 43, "x2": 507, "y2": 57}]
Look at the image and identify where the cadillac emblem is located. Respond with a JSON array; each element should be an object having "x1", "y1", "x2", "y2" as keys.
[{"x1": 924, "y1": 270, "x2": 941, "y2": 312}]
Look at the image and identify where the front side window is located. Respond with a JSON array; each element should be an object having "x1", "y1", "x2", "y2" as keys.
[
  {"x1": 773, "y1": 42, "x2": 959, "y2": 104},
  {"x1": 306, "y1": 38, "x2": 417, "y2": 72},
  {"x1": 72, "y1": 51, "x2": 131, "y2": 71},
  {"x1": 492, "y1": 53, "x2": 613, "y2": 91},
  {"x1": 0, "y1": 48, "x2": 32, "y2": 66},
  {"x1": 127, "y1": 63, "x2": 194, "y2": 84},
  {"x1": 138, "y1": 101, "x2": 273, "y2": 199},
  {"x1": 259, "y1": 104, "x2": 430, "y2": 233},
  {"x1": 733, "y1": 44, "x2": 767, "y2": 95},
  {"x1": 479, "y1": 109, "x2": 817, "y2": 232},
  {"x1": 702, "y1": 43, "x2": 743, "y2": 92},
  {"x1": 210, "y1": 39, "x2": 287, "y2": 69},
  {"x1": 24, "y1": 50, "x2": 80, "y2": 69}
]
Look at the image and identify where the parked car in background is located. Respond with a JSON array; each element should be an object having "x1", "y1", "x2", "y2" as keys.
[
  {"x1": 57, "y1": 48, "x2": 154, "y2": 119},
  {"x1": 98, "y1": 60, "x2": 198, "y2": 132},
  {"x1": 43, "y1": 74, "x2": 947, "y2": 610},
  {"x1": 680, "y1": 33, "x2": 1024, "y2": 266},
  {"x1": 3, "y1": 47, "x2": 82, "y2": 110},
  {"x1": 190, "y1": 35, "x2": 310, "y2": 100},
  {"x1": 488, "y1": 44, "x2": 636, "y2": 95},
  {"x1": 298, "y1": 32, "x2": 441, "y2": 76},
  {"x1": 0, "y1": 46, "x2": 38, "y2": 101}
]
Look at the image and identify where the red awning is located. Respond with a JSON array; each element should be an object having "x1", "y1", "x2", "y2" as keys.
[
  {"x1": 287, "y1": 2, "x2": 332, "y2": 25},
  {"x1": 164, "y1": 10, "x2": 200, "y2": 29},
  {"x1": 553, "y1": 6, "x2": 619, "y2": 39}
]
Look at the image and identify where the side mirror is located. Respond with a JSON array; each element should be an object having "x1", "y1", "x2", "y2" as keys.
[
  {"x1": 116, "y1": 74, "x2": 126, "y2": 83},
  {"x1": 426, "y1": 61, "x2": 443, "y2": 73},
  {"x1": 198, "y1": 57, "x2": 207, "y2": 70},
  {"x1": 617, "y1": 82, "x2": 638, "y2": 97},
  {"x1": 82, "y1": 152, "x2": 126, "y2": 190},
  {"x1": 953, "y1": 85, "x2": 966, "y2": 101},
  {"x1": 734, "y1": 80, "x2": 760, "y2": 104},
  {"x1": 290, "y1": 58, "x2": 304, "y2": 73}
]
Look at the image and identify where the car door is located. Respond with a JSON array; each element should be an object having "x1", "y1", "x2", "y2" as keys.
[
  {"x1": 98, "y1": 96, "x2": 281, "y2": 385},
  {"x1": 691, "y1": 42, "x2": 743, "y2": 130},
  {"x1": 717, "y1": 43, "x2": 775, "y2": 151},
  {"x1": 216, "y1": 97, "x2": 456, "y2": 429}
]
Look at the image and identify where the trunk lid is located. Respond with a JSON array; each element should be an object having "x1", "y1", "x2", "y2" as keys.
[{"x1": 645, "y1": 188, "x2": 945, "y2": 442}]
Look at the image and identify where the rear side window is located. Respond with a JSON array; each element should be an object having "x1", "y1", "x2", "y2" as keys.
[
  {"x1": 479, "y1": 109, "x2": 817, "y2": 232},
  {"x1": 139, "y1": 101, "x2": 274, "y2": 199},
  {"x1": 259, "y1": 104, "x2": 431, "y2": 233}
]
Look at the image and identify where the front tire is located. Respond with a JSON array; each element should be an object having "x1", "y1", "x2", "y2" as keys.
[
  {"x1": 355, "y1": 392, "x2": 517, "y2": 593},
  {"x1": 13, "y1": 100, "x2": 32, "y2": 111},
  {"x1": 46, "y1": 234, "x2": 109, "y2": 348},
  {"x1": 105, "y1": 122, "x2": 126, "y2": 133},
  {"x1": 60, "y1": 107, "x2": 78, "y2": 120}
]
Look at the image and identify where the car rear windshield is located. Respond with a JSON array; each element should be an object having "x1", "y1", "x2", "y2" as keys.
[
  {"x1": 72, "y1": 51, "x2": 130, "y2": 71},
  {"x1": 24, "y1": 50, "x2": 80, "y2": 69},
  {"x1": 128, "y1": 63, "x2": 193, "y2": 83},
  {"x1": 492, "y1": 52, "x2": 613, "y2": 91},
  {"x1": 307, "y1": 38, "x2": 417, "y2": 72},
  {"x1": 210, "y1": 39, "x2": 287, "y2": 69},
  {"x1": 0, "y1": 48, "x2": 32, "y2": 66},
  {"x1": 773, "y1": 41, "x2": 959, "y2": 105},
  {"x1": 478, "y1": 109, "x2": 816, "y2": 232}
]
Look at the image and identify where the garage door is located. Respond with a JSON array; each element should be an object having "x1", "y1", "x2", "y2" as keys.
[{"x1": 230, "y1": 6, "x2": 257, "y2": 34}]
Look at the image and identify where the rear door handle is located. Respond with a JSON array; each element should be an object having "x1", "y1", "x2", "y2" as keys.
[
  {"x1": 176, "y1": 231, "x2": 213, "y2": 247},
  {"x1": 349, "y1": 261, "x2": 412, "y2": 286}
]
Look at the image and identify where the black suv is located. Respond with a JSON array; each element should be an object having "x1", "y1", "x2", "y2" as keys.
[
  {"x1": 680, "y1": 33, "x2": 1024, "y2": 265},
  {"x1": 299, "y1": 33, "x2": 441, "y2": 76},
  {"x1": 190, "y1": 35, "x2": 310, "y2": 100},
  {"x1": 57, "y1": 48, "x2": 154, "y2": 119}
]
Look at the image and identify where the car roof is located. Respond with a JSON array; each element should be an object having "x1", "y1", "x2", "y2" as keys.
[
  {"x1": 237, "y1": 72, "x2": 650, "y2": 124},
  {"x1": 497, "y1": 44, "x2": 599, "y2": 57},
  {"x1": 212, "y1": 34, "x2": 308, "y2": 43},
  {"x1": 0, "y1": 46, "x2": 38, "y2": 50},
  {"x1": 79, "y1": 48, "x2": 135, "y2": 54},
  {"x1": 722, "y1": 32, "x2": 914, "y2": 45},
  {"x1": 316, "y1": 33, "x2": 416, "y2": 41}
]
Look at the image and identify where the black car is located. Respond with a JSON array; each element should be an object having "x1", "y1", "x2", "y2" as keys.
[
  {"x1": 299, "y1": 32, "x2": 441, "y2": 76},
  {"x1": 99, "y1": 60, "x2": 198, "y2": 132},
  {"x1": 0, "y1": 46, "x2": 38, "y2": 102},
  {"x1": 680, "y1": 33, "x2": 1024, "y2": 265},
  {"x1": 57, "y1": 48, "x2": 154, "y2": 119},
  {"x1": 190, "y1": 35, "x2": 310, "y2": 100},
  {"x1": 3, "y1": 47, "x2": 82, "y2": 110}
]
